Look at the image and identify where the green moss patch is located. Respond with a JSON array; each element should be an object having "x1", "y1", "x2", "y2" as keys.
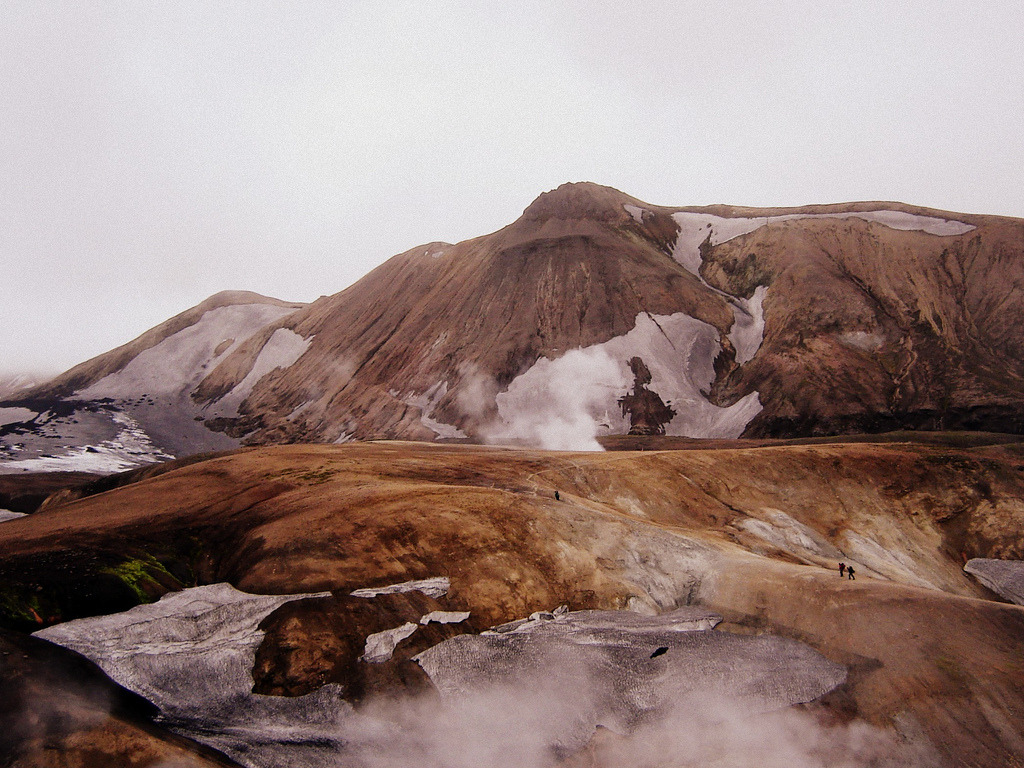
[{"x1": 101, "y1": 553, "x2": 182, "y2": 604}]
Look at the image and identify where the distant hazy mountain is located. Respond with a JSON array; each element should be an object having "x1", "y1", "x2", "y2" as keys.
[
  {"x1": 0, "y1": 373, "x2": 49, "y2": 401},
  {"x1": 3, "y1": 183, "x2": 1023, "y2": 470}
]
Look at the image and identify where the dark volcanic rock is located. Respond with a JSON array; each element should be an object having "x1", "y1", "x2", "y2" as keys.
[{"x1": 618, "y1": 357, "x2": 676, "y2": 435}]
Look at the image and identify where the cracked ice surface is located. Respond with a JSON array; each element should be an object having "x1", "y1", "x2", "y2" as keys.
[
  {"x1": 34, "y1": 583, "x2": 345, "y2": 767},
  {"x1": 420, "y1": 610, "x2": 472, "y2": 625},
  {"x1": 415, "y1": 606, "x2": 846, "y2": 754},
  {"x1": 361, "y1": 622, "x2": 420, "y2": 663},
  {"x1": 489, "y1": 606, "x2": 722, "y2": 636},
  {"x1": 350, "y1": 576, "x2": 451, "y2": 599}
]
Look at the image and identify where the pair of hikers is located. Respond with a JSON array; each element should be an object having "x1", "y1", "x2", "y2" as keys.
[{"x1": 838, "y1": 562, "x2": 855, "y2": 580}]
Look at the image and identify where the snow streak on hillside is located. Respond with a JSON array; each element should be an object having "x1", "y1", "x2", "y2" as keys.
[
  {"x1": 203, "y1": 328, "x2": 312, "y2": 418},
  {"x1": 79, "y1": 304, "x2": 298, "y2": 399},
  {"x1": 671, "y1": 209, "x2": 974, "y2": 274}
]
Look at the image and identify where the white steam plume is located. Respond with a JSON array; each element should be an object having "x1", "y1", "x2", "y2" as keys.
[{"x1": 485, "y1": 347, "x2": 628, "y2": 451}]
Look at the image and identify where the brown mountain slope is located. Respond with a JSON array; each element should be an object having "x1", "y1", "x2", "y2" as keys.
[
  {"x1": 704, "y1": 214, "x2": 1024, "y2": 435},
  {"x1": 194, "y1": 183, "x2": 736, "y2": 443},
  {"x1": 188, "y1": 183, "x2": 1024, "y2": 446},
  {"x1": 1, "y1": 438, "x2": 1024, "y2": 764},
  {"x1": 8, "y1": 183, "x2": 1023, "y2": 464}
]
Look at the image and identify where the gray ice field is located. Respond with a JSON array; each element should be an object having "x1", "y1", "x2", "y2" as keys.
[{"x1": 37, "y1": 582, "x2": 846, "y2": 767}]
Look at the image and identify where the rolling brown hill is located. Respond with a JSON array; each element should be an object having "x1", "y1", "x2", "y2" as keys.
[{"x1": 2, "y1": 436, "x2": 1024, "y2": 765}]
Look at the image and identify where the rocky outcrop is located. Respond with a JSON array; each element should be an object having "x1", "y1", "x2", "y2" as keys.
[
  {"x1": 618, "y1": 357, "x2": 675, "y2": 435},
  {"x1": 253, "y1": 588, "x2": 473, "y2": 700}
]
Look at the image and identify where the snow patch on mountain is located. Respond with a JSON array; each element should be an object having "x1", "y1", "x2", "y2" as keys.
[
  {"x1": 396, "y1": 381, "x2": 468, "y2": 440},
  {"x1": 672, "y1": 210, "x2": 974, "y2": 275},
  {"x1": 623, "y1": 204, "x2": 647, "y2": 223},
  {"x1": 490, "y1": 312, "x2": 762, "y2": 450},
  {"x1": 833, "y1": 210, "x2": 975, "y2": 235},
  {"x1": 79, "y1": 304, "x2": 296, "y2": 399},
  {"x1": 0, "y1": 303, "x2": 296, "y2": 470},
  {"x1": 671, "y1": 214, "x2": 770, "y2": 367},
  {"x1": 205, "y1": 328, "x2": 312, "y2": 417},
  {"x1": 0, "y1": 509, "x2": 27, "y2": 522}
]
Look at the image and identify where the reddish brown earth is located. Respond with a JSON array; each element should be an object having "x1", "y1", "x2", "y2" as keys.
[
  {"x1": 0, "y1": 472, "x2": 100, "y2": 515},
  {"x1": 703, "y1": 211, "x2": 1024, "y2": 436},
  {"x1": 1, "y1": 436, "x2": 1023, "y2": 765}
]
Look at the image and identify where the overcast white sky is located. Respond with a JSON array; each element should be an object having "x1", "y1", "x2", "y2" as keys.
[{"x1": 2, "y1": 1, "x2": 1023, "y2": 378}]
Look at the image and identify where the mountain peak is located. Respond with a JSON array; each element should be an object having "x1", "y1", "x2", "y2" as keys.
[{"x1": 521, "y1": 182, "x2": 638, "y2": 222}]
